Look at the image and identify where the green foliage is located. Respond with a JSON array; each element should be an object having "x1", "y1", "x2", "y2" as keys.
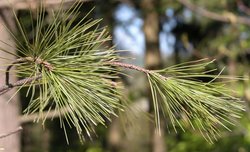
[
  {"x1": 147, "y1": 59, "x2": 244, "y2": 142},
  {"x1": 1, "y1": 1, "x2": 123, "y2": 142}
]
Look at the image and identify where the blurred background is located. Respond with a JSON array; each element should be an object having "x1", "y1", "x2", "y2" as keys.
[{"x1": 0, "y1": 0, "x2": 250, "y2": 152}]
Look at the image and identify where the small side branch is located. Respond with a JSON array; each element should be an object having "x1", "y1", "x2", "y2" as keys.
[
  {"x1": 0, "y1": 74, "x2": 42, "y2": 95},
  {"x1": 109, "y1": 61, "x2": 151, "y2": 74},
  {"x1": 109, "y1": 61, "x2": 167, "y2": 80},
  {"x1": 2, "y1": 57, "x2": 53, "y2": 95},
  {"x1": 177, "y1": 0, "x2": 250, "y2": 26},
  {"x1": 0, "y1": 126, "x2": 22, "y2": 139},
  {"x1": 5, "y1": 58, "x2": 28, "y2": 86}
]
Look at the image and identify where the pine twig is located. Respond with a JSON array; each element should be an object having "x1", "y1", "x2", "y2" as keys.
[
  {"x1": 109, "y1": 61, "x2": 167, "y2": 80},
  {"x1": 1, "y1": 57, "x2": 53, "y2": 95},
  {"x1": 110, "y1": 61, "x2": 150, "y2": 74},
  {"x1": 0, "y1": 61, "x2": 158, "y2": 95},
  {"x1": 0, "y1": 75, "x2": 42, "y2": 95}
]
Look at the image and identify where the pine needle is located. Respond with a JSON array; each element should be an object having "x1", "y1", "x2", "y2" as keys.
[{"x1": 147, "y1": 59, "x2": 244, "y2": 142}]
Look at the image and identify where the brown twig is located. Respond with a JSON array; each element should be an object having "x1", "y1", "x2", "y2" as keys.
[
  {"x1": 1, "y1": 58, "x2": 152, "y2": 96},
  {"x1": 1, "y1": 57, "x2": 53, "y2": 95},
  {"x1": 177, "y1": 0, "x2": 250, "y2": 26},
  {"x1": 110, "y1": 61, "x2": 151, "y2": 74},
  {"x1": 15, "y1": 57, "x2": 54, "y2": 71},
  {"x1": 0, "y1": 74, "x2": 42, "y2": 95},
  {"x1": 0, "y1": 60, "x2": 166, "y2": 124},
  {"x1": 5, "y1": 58, "x2": 30, "y2": 86},
  {"x1": 17, "y1": 62, "x2": 162, "y2": 124},
  {"x1": 0, "y1": 126, "x2": 22, "y2": 139},
  {"x1": 109, "y1": 61, "x2": 167, "y2": 80},
  {"x1": 1, "y1": 59, "x2": 154, "y2": 95}
]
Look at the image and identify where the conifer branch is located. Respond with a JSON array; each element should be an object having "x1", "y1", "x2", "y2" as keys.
[
  {"x1": 0, "y1": 74, "x2": 42, "y2": 95},
  {"x1": 109, "y1": 61, "x2": 167, "y2": 80},
  {"x1": 5, "y1": 57, "x2": 47, "y2": 86},
  {"x1": 1, "y1": 56, "x2": 53, "y2": 95},
  {"x1": 1, "y1": 60, "x2": 151, "y2": 95},
  {"x1": 0, "y1": 0, "x2": 244, "y2": 142},
  {"x1": 109, "y1": 61, "x2": 150, "y2": 74}
]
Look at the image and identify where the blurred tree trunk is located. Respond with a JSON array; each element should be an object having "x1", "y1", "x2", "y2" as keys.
[
  {"x1": 0, "y1": 8, "x2": 20, "y2": 152},
  {"x1": 142, "y1": 0, "x2": 162, "y2": 69},
  {"x1": 140, "y1": 1, "x2": 166, "y2": 152}
]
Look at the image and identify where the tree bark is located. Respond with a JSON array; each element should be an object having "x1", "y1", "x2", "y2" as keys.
[
  {"x1": 0, "y1": 8, "x2": 20, "y2": 152},
  {"x1": 142, "y1": 0, "x2": 162, "y2": 70}
]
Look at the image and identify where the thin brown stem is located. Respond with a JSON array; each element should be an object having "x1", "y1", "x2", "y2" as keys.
[
  {"x1": 17, "y1": 57, "x2": 54, "y2": 71},
  {"x1": 0, "y1": 74, "x2": 42, "y2": 95},
  {"x1": 0, "y1": 126, "x2": 22, "y2": 139},
  {"x1": 109, "y1": 61, "x2": 151, "y2": 74},
  {"x1": 109, "y1": 61, "x2": 167, "y2": 80},
  {"x1": 1, "y1": 60, "x2": 162, "y2": 95},
  {"x1": 5, "y1": 58, "x2": 29, "y2": 86},
  {"x1": 2, "y1": 56, "x2": 53, "y2": 95}
]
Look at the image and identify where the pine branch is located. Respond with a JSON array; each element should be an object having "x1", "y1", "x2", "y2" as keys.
[
  {"x1": 0, "y1": 60, "x2": 145, "y2": 95},
  {"x1": 0, "y1": 74, "x2": 42, "y2": 95},
  {"x1": 0, "y1": 0, "x2": 244, "y2": 143},
  {"x1": 5, "y1": 58, "x2": 28, "y2": 86},
  {"x1": 1, "y1": 56, "x2": 53, "y2": 95},
  {"x1": 109, "y1": 61, "x2": 150, "y2": 74},
  {"x1": 0, "y1": 58, "x2": 244, "y2": 143},
  {"x1": 111, "y1": 60, "x2": 245, "y2": 142}
]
